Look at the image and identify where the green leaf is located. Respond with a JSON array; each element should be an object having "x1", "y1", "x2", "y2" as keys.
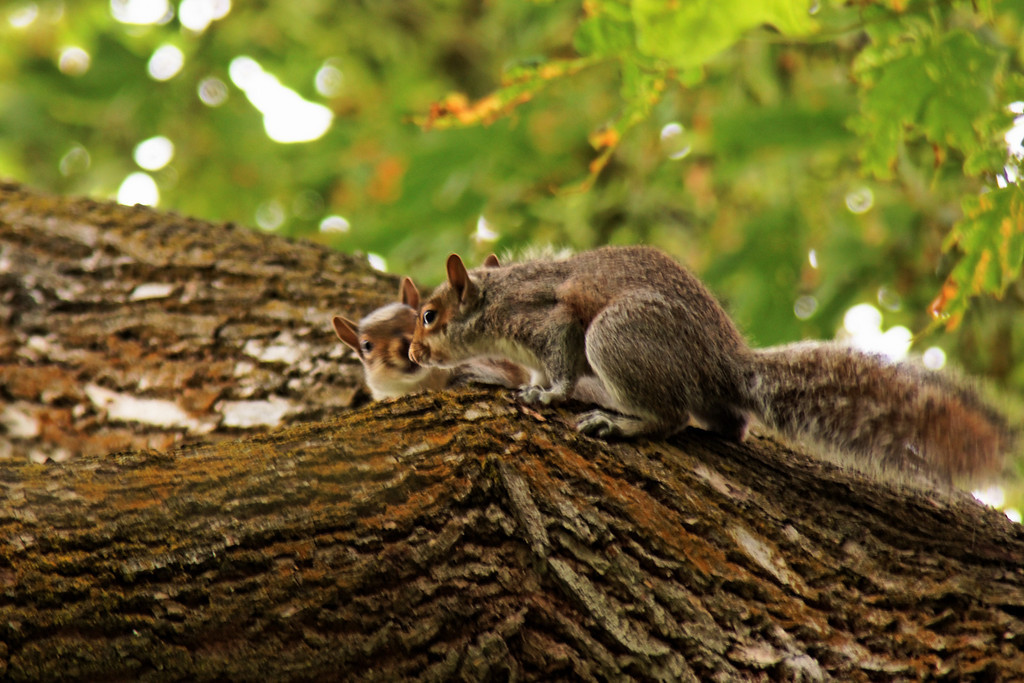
[
  {"x1": 934, "y1": 183, "x2": 1024, "y2": 326},
  {"x1": 631, "y1": 0, "x2": 818, "y2": 70},
  {"x1": 574, "y1": 0, "x2": 638, "y2": 59},
  {"x1": 854, "y1": 30, "x2": 1006, "y2": 179}
]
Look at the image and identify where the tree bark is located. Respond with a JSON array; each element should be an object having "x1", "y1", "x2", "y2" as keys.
[
  {"x1": 0, "y1": 180, "x2": 381, "y2": 461},
  {"x1": 2, "y1": 183, "x2": 1023, "y2": 680}
]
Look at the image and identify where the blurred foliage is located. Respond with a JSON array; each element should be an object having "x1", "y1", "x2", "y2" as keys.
[{"x1": 1, "y1": 0, "x2": 1023, "y2": 401}]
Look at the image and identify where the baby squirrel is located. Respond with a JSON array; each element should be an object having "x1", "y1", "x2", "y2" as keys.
[
  {"x1": 333, "y1": 275, "x2": 531, "y2": 399},
  {"x1": 409, "y1": 245, "x2": 1014, "y2": 482}
]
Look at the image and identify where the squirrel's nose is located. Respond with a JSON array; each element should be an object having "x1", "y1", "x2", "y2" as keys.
[{"x1": 409, "y1": 342, "x2": 426, "y2": 365}]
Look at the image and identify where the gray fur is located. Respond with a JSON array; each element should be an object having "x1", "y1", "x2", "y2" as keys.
[{"x1": 411, "y1": 245, "x2": 1013, "y2": 483}]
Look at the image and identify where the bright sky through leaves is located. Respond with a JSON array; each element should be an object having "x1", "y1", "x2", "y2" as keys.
[{"x1": 228, "y1": 57, "x2": 333, "y2": 144}]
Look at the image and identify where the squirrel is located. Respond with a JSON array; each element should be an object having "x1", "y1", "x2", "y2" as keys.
[
  {"x1": 333, "y1": 274, "x2": 530, "y2": 399},
  {"x1": 409, "y1": 245, "x2": 1014, "y2": 482}
]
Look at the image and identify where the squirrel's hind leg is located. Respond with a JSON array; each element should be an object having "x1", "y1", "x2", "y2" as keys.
[
  {"x1": 697, "y1": 406, "x2": 751, "y2": 443},
  {"x1": 575, "y1": 406, "x2": 749, "y2": 441},
  {"x1": 581, "y1": 293, "x2": 699, "y2": 437},
  {"x1": 519, "y1": 382, "x2": 572, "y2": 406},
  {"x1": 576, "y1": 409, "x2": 676, "y2": 438}
]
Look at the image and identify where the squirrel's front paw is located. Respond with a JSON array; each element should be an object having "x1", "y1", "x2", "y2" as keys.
[
  {"x1": 576, "y1": 410, "x2": 623, "y2": 438},
  {"x1": 518, "y1": 385, "x2": 565, "y2": 406}
]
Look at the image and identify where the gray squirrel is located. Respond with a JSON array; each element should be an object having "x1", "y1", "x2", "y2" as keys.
[{"x1": 409, "y1": 245, "x2": 1014, "y2": 482}]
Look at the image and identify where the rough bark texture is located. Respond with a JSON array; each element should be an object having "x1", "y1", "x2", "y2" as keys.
[
  {"x1": 0, "y1": 180, "x2": 382, "y2": 461},
  {"x1": 2, "y1": 182, "x2": 1023, "y2": 680}
]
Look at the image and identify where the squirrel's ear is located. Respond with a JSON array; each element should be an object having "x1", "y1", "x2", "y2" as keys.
[
  {"x1": 446, "y1": 253, "x2": 476, "y2": 303},
  {"x1": 399, "y1": 277, "x2": 420, "y2": 309},
  {"x1": 483, "y1": 253, "x2": 500, "y2": 268},
  {"x1": 332, "y1": 316, "x2": 361, "y2": 352}
]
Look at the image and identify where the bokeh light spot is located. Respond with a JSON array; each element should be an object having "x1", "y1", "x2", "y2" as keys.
[
  {"x1": 133, "y1": 136, "x2": 174, "y2": 171},
  {"x1": 118, "y1": 172, "x2": 159, "y2": 206},
  {"x1": 148, "y1": 44, "x2": 184, "y2": 81},
  {"x1": 58, "y1": 47, "x2": 91, "y2": 76}
]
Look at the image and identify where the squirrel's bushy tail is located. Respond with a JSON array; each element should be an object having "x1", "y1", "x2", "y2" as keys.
[{"x1": 745, "y1": 342, "x2": 1013, "y2": 482}]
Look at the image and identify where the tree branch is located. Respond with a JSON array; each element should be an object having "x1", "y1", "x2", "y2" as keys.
[
  {"x1": 1, "y1": 183, "x2": 1022, "y2": 680},
  {"x1": 0, "y1": 181, "x2": 383, "y2": 460}
]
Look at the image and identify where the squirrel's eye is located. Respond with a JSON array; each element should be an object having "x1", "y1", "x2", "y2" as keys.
[
  {"x1": 359, "y1": 339, "x2": 373, "y2": 354},
  {"x1": 422, "y1": 309, "x2": 437, "y2": 327}
]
